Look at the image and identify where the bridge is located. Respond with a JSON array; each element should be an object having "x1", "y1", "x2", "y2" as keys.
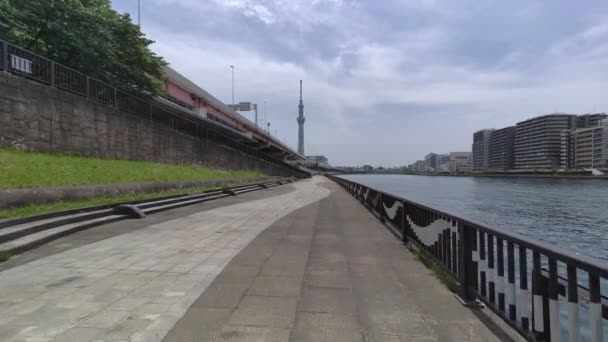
[{"x1": 1, "y1": 176, "x2": 605, "y2": 341}]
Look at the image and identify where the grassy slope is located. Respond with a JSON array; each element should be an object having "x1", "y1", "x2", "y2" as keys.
[{"x1": 0, "y1": 149, "x2": 262, "y2": 189}]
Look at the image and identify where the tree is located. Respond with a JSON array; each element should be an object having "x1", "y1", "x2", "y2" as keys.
[{"x1": 1, "y1": 0, "x2": 166, "y2": 97}]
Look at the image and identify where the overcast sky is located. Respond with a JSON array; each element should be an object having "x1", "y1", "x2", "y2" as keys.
[{"x1": 112, "y1": 0, "x2": 608, "y2": 167}]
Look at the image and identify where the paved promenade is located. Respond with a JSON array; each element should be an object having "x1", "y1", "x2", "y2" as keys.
[{"x1": 0, "y1": 177, "x2": 505, "y2": 341}]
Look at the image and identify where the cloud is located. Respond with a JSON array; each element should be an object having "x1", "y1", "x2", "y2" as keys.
[{"x1": 112, "y1": 0, "x2": 608, "y2": 166}]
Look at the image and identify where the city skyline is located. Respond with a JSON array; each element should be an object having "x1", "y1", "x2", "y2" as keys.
[{"x1": 112, "y1": 1, "x2": 608, "y2": 166}]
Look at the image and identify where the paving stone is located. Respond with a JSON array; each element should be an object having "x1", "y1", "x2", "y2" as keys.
[
  {"x1": 213, "y1": 325, "x2": 291, "y2": 342},
  {"x1": 228, "y1": 295, "x2": 298, "y2": 328},
  {"x1": 303, "y1": 270, "x2": 352, "y2": 289},
  {"x1": 164, "y1": 307, "x2": 231, "y2": 341},
  {"x1": 247, "y1": 275, "x2": 302, "y2": 297},
  {"x1": 291, "y1": 311, "x2": 364, "y2": 342},
  {"x1": 76, "y1": 309, "x2": 131, "y2": 328},
  {"x1": 214, "y1": 265, "x2": 260, "y2": 285},
  {"x1": 191, "y1": 282, "x2": 250, "y2": 309},
  {"x1": 298, "y1": 286, "x2": 356, "y2": 315}
]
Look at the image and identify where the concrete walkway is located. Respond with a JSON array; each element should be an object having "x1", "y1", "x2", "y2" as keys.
[
  {"x1": 0, "y1": 178, "x2": 329, "y2": 342},
  {"x1": 165, "y1": 179, "x2": 504, "y2": 342},
  {"x1": 0, "y1": 177, "x2": 505, "y2": 341}
]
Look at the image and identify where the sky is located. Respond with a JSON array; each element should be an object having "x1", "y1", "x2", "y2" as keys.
[{"x1": 111, "y1": 0, "x2": 608, "y2": 167}]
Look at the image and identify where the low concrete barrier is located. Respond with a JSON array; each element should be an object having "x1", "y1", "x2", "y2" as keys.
[{"x1": 0, "y1": 176, "x2": 279, "y2": 209}]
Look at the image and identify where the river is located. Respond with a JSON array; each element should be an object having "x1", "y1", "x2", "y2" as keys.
[{"x1": 341, "y1": 174, "x2": 608, "y2": 261}]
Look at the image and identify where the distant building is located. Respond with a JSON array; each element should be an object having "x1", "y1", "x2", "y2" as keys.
[
  {"x1": 306, "y1": 155, "x2": 329, "y2": 164},
  {"x1": 561, "y1": 118, "x2": 608, "y2": 169},
  {"x1": 449, "y1": 152, "x2": 472, "y2": 173},
  {"x1": 414, "y1": 160, "x2": 426, "y2": 173},
  {"x1": 436, "y1": 154, "x2": 450, "y2": 173},
  {"x1": 424, "y1": 153, "x2": 438, "y2": 172},
  {"x1": 514, "y1": 114, "x2": 577, "y2": 170},
  {"x1": 472, "y1": 129, "x2": 494, "y2": 171},
  {"x1": 488, "y1": 126, "x2": 516, "y2": 171}
]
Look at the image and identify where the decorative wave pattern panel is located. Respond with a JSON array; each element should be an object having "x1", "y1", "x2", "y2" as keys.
[{"x1": 405, "y1": 215, "x2": 454, "y2": 246}]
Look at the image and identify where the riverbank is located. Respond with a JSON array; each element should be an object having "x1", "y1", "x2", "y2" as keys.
[{"x1": 411, "y1": 173, "x2": 608, "y2": 179}]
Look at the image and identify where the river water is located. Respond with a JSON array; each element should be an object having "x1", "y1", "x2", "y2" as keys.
[{"x1": 341, "y1": 174, "x2": 608, "y2": 261}]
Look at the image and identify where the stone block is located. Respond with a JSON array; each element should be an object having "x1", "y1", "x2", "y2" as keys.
[
  {"x1": 0, "y1": 97, "x2": 11, "y2": 113},
  {"x1": 291, "y1": 312, "x2": 364, "y2": 342},
  {"x1": 247, "y1": 275, "x2": 302, "y2": 298},
  {"x1": 298, "y1": 286, "x2": 356, "y2": 315},
  {"x1": 228, "y1": 296, "x2": 298, "y2": 328},
  {"x1": 39, "y1": 118, "x2": 52, "y2": 132},
  {"x1": 10, "y1": 101, "x2": 26, "y2": 120},
  {"x1": 213, "y1": 325, "x2": 291, "y2": 342}
]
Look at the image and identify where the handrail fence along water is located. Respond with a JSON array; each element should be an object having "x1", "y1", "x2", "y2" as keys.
[
  {"x1": 0, "y1": 39, "x2": 306, "y2": 176},
  {"x1": 327, "y1": 175, "x2": 606, "y2": 342}
]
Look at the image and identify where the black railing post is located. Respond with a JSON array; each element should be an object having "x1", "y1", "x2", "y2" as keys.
[
  {"x1": 85, "y1": 76, "x2": 90, "y2": 98},
  {"x1": 507, "y1": 242, "x2": 516, "y2": 321},
  {"x1": 532, "y1": 251, "x2": 548, "y2": 340},
  {"x1": 2, "y1": 40, "x2": 7, "y2": 70},
  {"x1": 457, "y1": 222, "x2": 476, "y2": 303},
  {"x1": 401, "y1": 201, "x2": 408, "y2": 244},
  {"x1": 451, "y1": 230, "x2": 458, "y2": 274},
  {"x1": 379, "y1": 193, "x2": 385, "y2": 223},
  {"x1": 518, "y1": 246, "x2": 530, "y2": 331},
  {"x1": 566, "y1": 265, "x2": 578, "y2": 342},
  {"x1": 488, "y1": 233, "x2": 496, "y2": 305},
  {"x1": 446, "y1": 229, "x2": 451, "y2": 269},
  {"x1": 548, "y1": 259, "x2": 559, "y2": 342},
  {"x1": 588, "y1": 273, "x2": 603, "y2": 342},
  {"x1": 497, "y1": 238, "x2": 505, "y2": 313},
  {"x1": 50, "y1": 61, "x2": 55, "y2": 87}
]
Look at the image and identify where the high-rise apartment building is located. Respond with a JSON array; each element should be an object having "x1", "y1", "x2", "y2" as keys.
[
  {"x1": 436, "y1": 154, "x2": 450, "y2": 173},
  {"x1": 472, "y1": 129, "x2": 494, "y2": 171},
  {"x1": 449, "y1": 152, "x2": 472, "y2": 173},
  {"x1": 424, "y1": 153, "x2": 438, "y2": 172},
  {"x1": 488, "y1": 126, "x2": 516, "y2": 171},
  {"x1": 414, "y1": 160, "x2": 426, "y2": 173},
  {"x1": 560, "y1": 118, "x2": 608, "y2": 169},
  {"x1": 514, "y1": 114, "x2": 577, "y2": 170}
]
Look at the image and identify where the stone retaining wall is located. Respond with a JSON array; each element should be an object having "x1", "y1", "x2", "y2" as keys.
[{"x1": 0, "y1": 72, "x2": 299, "y2": 177}]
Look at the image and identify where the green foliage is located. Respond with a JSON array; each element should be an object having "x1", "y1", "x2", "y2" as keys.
[
  {"x1": 0, "y1": 250, "x2": 10, "y2": 263},
  {"x1": 1, "y1": 0, "x2": 166, "y2": 97},
  {"x1": 0, "y1": 148, "x2": 264, "y2": 189},
  {"x1": 409, "y1": 245, "x2": 460, "y2": 293}
]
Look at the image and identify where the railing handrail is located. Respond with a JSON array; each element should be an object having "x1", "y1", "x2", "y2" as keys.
[{"x1": 334, "y1": 175, "x2": 608, "y2": 278}]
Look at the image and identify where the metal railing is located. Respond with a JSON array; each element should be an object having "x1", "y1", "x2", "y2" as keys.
[
  {"x1": 0, "y1": 38, "x2": 308, "y2": 177},
  {"x1": 328, "y1": 175, "x2": 607, "y2": 342}
]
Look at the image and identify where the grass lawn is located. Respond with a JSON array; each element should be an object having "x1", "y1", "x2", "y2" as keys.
[
  {"x1": 0, "y1": 149, "x2": 263, "y2": 190},
  {"x1": 0, "y1": 179, "x2": 276, "y2": 220}
]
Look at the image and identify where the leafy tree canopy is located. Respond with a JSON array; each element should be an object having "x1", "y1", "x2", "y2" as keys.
[{"x1": 0, "y1": 0, "x2": 166, "y2": 97}]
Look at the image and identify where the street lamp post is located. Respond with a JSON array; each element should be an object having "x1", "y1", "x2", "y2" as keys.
[
  {"x1": 137, "y1": 0, "x2": 141, "y2": 26},
  {"x1": 230, "y1": 66, "x2": 234, "y2": 106},
  {"x1": 264, "y1": 102, "x2": 267, "y2": 132}
]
